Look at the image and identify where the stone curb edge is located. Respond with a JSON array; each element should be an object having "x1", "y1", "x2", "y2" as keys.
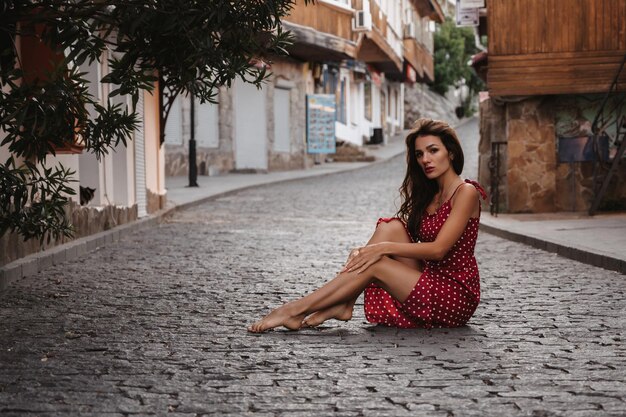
[
  {"x1": 0, "y1": 151, "x2": 406, "y2": 291},
  {"x1": 479, "y1": 222, "x2": 626, "y2": 275}
]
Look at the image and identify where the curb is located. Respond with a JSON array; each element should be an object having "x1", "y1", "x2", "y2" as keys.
[
  {"x1": 479, "y1": 222, "x2": 626, "y2": 275},
  {"x1": 0, "y1": 215, "x2": 162, "y2": 291}
]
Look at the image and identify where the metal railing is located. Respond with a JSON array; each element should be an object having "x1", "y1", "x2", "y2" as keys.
[
  {"x1": 489, "y1": 141, "x2": 507, "y2": 216},
  {"x1": 589, "y1": 52, "x2": 626, "y2": 215}
]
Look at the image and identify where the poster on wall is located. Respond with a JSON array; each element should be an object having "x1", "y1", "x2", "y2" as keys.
[
  {"x1": 557, "y1": 135, "x2": 609, "y2": 163},
  {"x1": 306, "y1": 94, "x2": 336, "y2": 154}
]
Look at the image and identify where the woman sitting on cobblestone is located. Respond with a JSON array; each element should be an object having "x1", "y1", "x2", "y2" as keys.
[{"x1": 249, "y1": 118, "x2": 487, "y2": 333}]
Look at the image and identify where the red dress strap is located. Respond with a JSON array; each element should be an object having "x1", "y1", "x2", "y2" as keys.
[
  {"x1": 464, "y1": 179, "x2": 488, "y2": 201},
  {"x1": 447, "y1": 182, "x2": 467, "y2": 202}
]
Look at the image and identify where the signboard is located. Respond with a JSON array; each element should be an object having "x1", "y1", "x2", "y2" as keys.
[
  {"x1": 558, "y1": 135, "x2": 609, "y2": 163},
  {"x1": 456, "y1": 0, "x2": 479, "y2": 26},
  {"x1": 460, "y1": 0, "x2": 484, "y2": 8},
  {"x1": 306, "y1": 94, "x2": 336, "y2": 154}
]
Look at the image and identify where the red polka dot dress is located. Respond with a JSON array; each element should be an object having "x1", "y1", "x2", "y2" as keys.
[{"x1": 364, "y1": 179, "x2": 487, "y2": 329}]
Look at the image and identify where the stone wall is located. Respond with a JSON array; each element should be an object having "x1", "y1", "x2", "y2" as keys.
[
  {"x1": 1, "y1": 203, "x2": 137, "y2": 267},
  {"x1": 506, "y1": 98, "x2": 557, "y2": 212},
  {"x1": 146, "y1": 189, "x2": 166, "y2": 214},
  {"x1": 553, "y1": 94, "x2": 626, "y2": 212},
  {"x1": 404, "y1": 83, "x2": 461, "y2": 128},
  {"x1": 266, "y1": 60, "x2": 310, "y2": 171},
  {"x1": 479, "y1": 93, "x2": 626, "y2": 214}
]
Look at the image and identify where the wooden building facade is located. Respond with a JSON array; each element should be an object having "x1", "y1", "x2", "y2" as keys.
[
  {"x1": 478, "y1": 0, "x2": 626, "y2": 214},
  {"x1": 487, "y1": 0, "x2": 626, "y2": 96}
]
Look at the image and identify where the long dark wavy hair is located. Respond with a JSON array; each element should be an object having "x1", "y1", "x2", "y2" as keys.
[{"x1": 397, "y1": 119, "x2": 465, "y2": 240}]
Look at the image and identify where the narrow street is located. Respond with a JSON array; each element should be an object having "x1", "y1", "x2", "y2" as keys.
[{"x1": 1, "y1": 120, "x2": 625, "y2": 416}]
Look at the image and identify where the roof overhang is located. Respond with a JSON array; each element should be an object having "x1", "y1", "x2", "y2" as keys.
[
  {"x1": 411, "y1": 0, "x2": 445, "y2": 23},
  {"x1": 283, "y1": 21, "x2": 356, "y2": 62},
  {"x1": 356, "y1": 32, "x2": 403, "y2": 74}
]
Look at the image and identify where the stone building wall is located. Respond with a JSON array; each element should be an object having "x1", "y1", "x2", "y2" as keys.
[
  {"x1": 266, "y1": 59, "x2": 311, "y2": 171},
  {"x1": 553, "y1": 94, "x2": 626, "y2": 212},
  {"x1": 478, "y1": 97, "x2": 507, "y2": 213},
  {"x1": 164, "y1": 58, "x2": 311, "y2": 176},
  {"x1": 506, "y1": 98, "x2": 557, "y2": 212},
  {"x1": 164, "y1": 87, "x2": 235, "y2": 177},
  {"x1": 479, "y1": 94, "x2": 626, "y2": 214}
]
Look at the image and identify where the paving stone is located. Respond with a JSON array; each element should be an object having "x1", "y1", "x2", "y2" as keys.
[{"x1": 0, "y1": 151, "x2": 625, "y2": 416}]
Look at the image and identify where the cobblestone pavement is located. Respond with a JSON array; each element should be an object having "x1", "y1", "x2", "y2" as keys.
[{"x1": 1, "y1": 153, "x2": 626, "y2": 417}]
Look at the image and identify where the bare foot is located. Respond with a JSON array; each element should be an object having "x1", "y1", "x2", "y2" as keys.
[
  {"x1": 302, "y1": 303, "x2": 353, "y2": 328},
  {"x1": 248, "y1": 303, "x2": 306, "y2": 333}
]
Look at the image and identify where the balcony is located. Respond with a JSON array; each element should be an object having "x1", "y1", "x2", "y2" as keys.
[
  {"x1": 403, "y1": 37, "x2": 434, "y2": 83},
  {"x1": 353, "y1": 0, "x2": 402, "y2": 74},
  {"x1": 283, "y1": 0, "x2": 356, "y2": 61}
]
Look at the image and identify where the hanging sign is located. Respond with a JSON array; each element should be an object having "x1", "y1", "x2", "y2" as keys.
[
  {"x1": 306, "y1": 94, "x2": 336, "y2": 154},
  {"x1": 460, "y1": 0, "x2": 484, "y2": 8},
  {"x1": 456, "y1": 0, "x2": 479, "y2": 27}
]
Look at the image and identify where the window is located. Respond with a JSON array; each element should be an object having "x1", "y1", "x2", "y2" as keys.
[
  {"x1": 364, "y1": 82, "x2": 372, "y2": 121},
  {"x1": 163, "y1": 95, "x2": 183, "y2": 145},
  {"x1": 320, "y1": 0, "x2": 351, "y2": 9},
  {"x1": 196, "y1": 98, "x2": 219, "y2": 148},
  {"x1": 337, "y1": 78, "x2": 347, "y2": 124},
  {"x1": 394, "y1": 88, "x2": 398, "y2": 119}
]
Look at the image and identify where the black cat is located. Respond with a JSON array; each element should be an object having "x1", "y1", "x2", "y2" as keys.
[{"x1": 79, "y1": 186, "x2": 96, "y2": 205}]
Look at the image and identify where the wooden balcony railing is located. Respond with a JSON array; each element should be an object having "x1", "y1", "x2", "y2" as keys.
[{"x1": 285, "y1": 0, "x2": 353, "y2": 41}]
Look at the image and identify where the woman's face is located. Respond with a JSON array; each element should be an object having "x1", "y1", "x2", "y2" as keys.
[{"x1": 414, "y1": 134, "x2": 452, "y2": 179}]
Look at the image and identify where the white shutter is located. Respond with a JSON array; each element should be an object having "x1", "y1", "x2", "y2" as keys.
[
  {"x1": 196, "y1": 99, "x2": 219, "y2": 148},
  {"x1": 273, "y1": 88, "x2": 290, "y2": 152},
  {"x1": 164, "y1": 95, "x2": 183, "y2": 145},
  {"x1": 135, "y1": 92, "x2": 147, "y2": 217}
]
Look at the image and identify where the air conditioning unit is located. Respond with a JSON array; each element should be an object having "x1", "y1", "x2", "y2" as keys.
[
  {"x1": 353, "y1": 10, "x2": 372, "y2": 32},
  {"x1": 403, "y1": 22, "x2": 416, "y2": 39}
]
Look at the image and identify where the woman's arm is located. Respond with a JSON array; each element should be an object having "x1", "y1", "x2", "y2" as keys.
[{"x1": 344, "y1": 184, "x2": 478, "y2": 273}]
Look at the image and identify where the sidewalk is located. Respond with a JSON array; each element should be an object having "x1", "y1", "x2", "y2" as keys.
[
  {"x1": 1, "y1": 130, "x2": 624, "y2": 289},
  {"x1": 480, "y1": 211, "x2": 626, "y2": 274},
  {"x1": 165, "y1": 135, "x2": 408, "y2": 213}
]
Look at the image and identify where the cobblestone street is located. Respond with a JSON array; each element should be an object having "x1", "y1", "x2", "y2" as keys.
[{"x1": 1, "y1": 150, "x2": 625, "y2": 416}]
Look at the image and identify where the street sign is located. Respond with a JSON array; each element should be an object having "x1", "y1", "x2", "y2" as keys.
[
  {"x1": 460, "y1": 0, "x2": 484, "y2": 8},
  {"x1": 306, "y1": 94, "x2": 336, "y2": 154},
  {"x1": 456, "y1": 0, "x2": 479, "y2": 27}
]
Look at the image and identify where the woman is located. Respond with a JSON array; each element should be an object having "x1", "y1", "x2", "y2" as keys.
[{"x1": 248, "y1": 118, "x2": 486, "y2": 333}]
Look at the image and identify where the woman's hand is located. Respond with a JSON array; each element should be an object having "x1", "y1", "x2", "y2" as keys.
[{"x1": 342, "y1": 243, "x2": 388, "y2": 274}]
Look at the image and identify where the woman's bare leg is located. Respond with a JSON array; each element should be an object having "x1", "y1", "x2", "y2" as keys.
[
  {"x1": 303, "y1": 219, "x2": 421, "y2": 327},
  {"x1": 248, "y1": 255, "x2": 421, "y2": 333}
]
